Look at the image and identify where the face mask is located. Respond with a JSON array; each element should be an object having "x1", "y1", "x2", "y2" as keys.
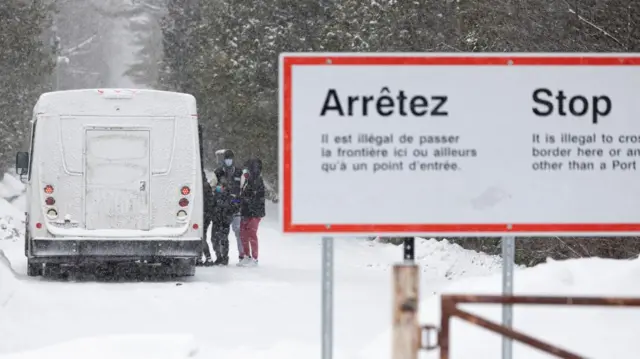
[{"x1": 224, "y1": 159, "x2": 233, "y2": 166}]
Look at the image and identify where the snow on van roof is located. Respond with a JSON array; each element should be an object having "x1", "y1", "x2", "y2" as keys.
[
  {"x1": 34, "y1": 89, "x2": 197, "y2": 117},
  {"x1": 40, "y1": 88, "x2": 188, "y2": 94},
  {"x1": 37, "y1": 88, "x2": 195, "y2": 101}
]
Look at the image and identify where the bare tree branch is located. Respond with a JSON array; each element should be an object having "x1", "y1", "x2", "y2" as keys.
[
  {"x1": 563, "y1": 0, "x2": 625, "y2": 48},
  {"x1": 61, "y1": 34, "x2": 96, "y2": 56}
]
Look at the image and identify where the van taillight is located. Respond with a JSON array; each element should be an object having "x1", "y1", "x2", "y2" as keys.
[
  {"x1": 44, "y1": 185, "x2": 54, "y2": 194},
  {"x1": 181, "y1": 186, "x2": 190, "y2": 196},
  {"x1": 46, "y1": 208, "x2": 58, "y2": 219},
  {"x1": 179, "y1": 198, "x2": 189, "y2": 207},
  {"x1": 45, "y1": 197, "x2": 55, "y2": 205}
]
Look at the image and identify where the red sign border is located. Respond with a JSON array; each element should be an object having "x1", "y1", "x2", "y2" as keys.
[{"x1": 280, "y1": 54, "x2": 640, "y2": 234}]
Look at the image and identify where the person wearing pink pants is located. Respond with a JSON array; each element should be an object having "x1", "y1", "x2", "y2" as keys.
[
  {"x1": 240, "y1": 217, "x2": 261, "y2": 263},
  {"x1": 237, "y1": 158, "x2": 266, "y2": 267}
]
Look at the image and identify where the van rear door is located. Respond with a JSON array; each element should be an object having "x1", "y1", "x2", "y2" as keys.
[{"x1": 84, "y1": 127, "x2": 151, "y2": 230}]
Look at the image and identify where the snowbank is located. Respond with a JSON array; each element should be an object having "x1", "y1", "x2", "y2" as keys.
[
  {"x1": 9, "y1": 195, "x2": 26, "y2": 214},
  {"x1": 0, "y1": 174, "x2": 24, "y2": 200},
  {"x1": 208, "y1": 341, "x2": 352, "y2": 359},
  {"x1": 0, "y1": 334, "x2": 199, "y2": 359},
  {"x1": 360, "y1": 256, "x2": 640, "y2": 359},
  {"x1": 413, "y1": 238, "x2": 510, "y2": 279},
  {"x1": 0, "y1": 249, "x2": 20, "y2": 306},
  {"x1": 0, "y1": 176, "x2": 25, "y2": 242},
  {"x1": 0, "y1": 215, "x2": 20, "y2": 242},
  {"x1": 363, "y1": 238, "x2": 507, "y2": 281},
  {"x1": 0, "y1": 197, "x2": 23, "y2": 244},
  {"x1": 0, "y1": 174, "x2": 26, "y2": 213},
  {"x1": 0, "y1": 197, "x2": 24, "y2": 222},
  {"x1": 0, "y1": 192, "x2": 25, "y2": 306}
]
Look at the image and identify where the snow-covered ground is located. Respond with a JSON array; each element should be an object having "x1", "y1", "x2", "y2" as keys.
[
  {"x1": 0, "y1": 174, "x2": 26, "y2": 214},
  {"x1": 363, "y1": 255, "x2": 640, "y2": 359},
  {"x1": 1, "y1": 173, "x2": 640, "y2": 358}
]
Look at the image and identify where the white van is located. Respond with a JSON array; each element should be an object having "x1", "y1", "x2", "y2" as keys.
[{"x1": 14, "y1": 89, "x2": 204, "y2": 277}]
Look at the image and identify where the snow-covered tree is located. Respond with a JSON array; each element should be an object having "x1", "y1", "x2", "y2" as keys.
[
  {"x1": 124, "y1": 0, "x2": 167, "y2": 88},
  {"x1": 0, "y1": 0, "x2": 55, "y2": 177},
  {"x1": 51, "y1": 0, "x2": 111, "y2": 89},
  {"x1": 158, "y1": 0, "x2": 640, "y2": 262}
]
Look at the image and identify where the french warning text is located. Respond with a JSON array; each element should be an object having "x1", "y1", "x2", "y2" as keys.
[{"x1": 319, "y1": 87, "x2": 449, "y2": 117}]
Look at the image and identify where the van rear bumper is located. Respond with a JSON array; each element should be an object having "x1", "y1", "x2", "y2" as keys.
[{"x1": 28, "y1": 238, "x2": 202, "y2": 263}]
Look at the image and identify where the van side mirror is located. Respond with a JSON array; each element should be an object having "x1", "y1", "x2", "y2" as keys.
[{"x1": 15, "y1": 152, "x2": 29, "y2": 177}]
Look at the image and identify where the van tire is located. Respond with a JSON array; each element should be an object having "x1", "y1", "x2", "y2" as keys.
[
  {"x1": 170, "y1": 258, "x2": 196, "y2": 277},
  {"x1": 27, "y1": 260, "x2": 42, "y2": 277},
  {"x1": 42, "y1": 263, "x2": 63, "y2": 278},
  {"x1": 24, "y1": 232, "x2": 31, "y2": 257}
]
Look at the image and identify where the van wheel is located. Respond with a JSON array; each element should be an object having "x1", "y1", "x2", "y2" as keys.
[
  {"x1": 170, "y1": 258, "x2": 196, "y2": 277},
  {"x1": 24, "y1": 233, "x2": 31, "y2": 257},
  {"x1": 27, "y1": 260, "x2": 42, "y2": 277},
  {"x1": 42, "y1": 263, "x2": 63, "y2": 278}
]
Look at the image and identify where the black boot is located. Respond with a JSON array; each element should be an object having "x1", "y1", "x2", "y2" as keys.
[{"x1": 213, "y1": 256, "x2": 229, "y2": 266}]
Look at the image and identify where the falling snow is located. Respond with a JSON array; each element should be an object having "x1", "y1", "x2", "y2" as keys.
[{"x1": 1, "y1": 1, "x2": 640, "y2": 358}]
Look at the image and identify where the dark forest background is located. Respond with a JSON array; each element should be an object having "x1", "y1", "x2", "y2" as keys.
[{"x1": 2, "y1": 0, "x2": 639, "y2": 265}]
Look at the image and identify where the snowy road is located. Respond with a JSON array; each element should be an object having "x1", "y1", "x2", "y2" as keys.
[
  {"x1": 0, "y1": 200, "x2": 503, "y2": 358},
  {"x1": 3, "y1": 187, "x2": 640, "y2": 358}
]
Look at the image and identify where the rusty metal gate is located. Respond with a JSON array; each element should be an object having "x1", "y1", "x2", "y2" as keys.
[{"x1": 420, "y1": 294, "x2": 640, "y2": 359}]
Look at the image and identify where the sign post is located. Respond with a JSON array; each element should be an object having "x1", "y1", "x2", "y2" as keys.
[
  {"x1": 392, "y1": 238, "x2": 420, "y2": 359},
  {"x1": 321, "y1": 236, "x2": 334, "y2": 359},
  {"x1": 501, "y1": 236, "x2": 516, "y2": 359},
  {"x1": 278, "y1": 53, "x2": 640, "y2": 358}
]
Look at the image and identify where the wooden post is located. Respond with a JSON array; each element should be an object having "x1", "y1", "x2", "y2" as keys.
[{"x1": 392, "y1": 263, "x2": 420, "y2": 359}]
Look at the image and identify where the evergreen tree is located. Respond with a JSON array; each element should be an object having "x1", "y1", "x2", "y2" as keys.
[
  {"x1": 0, "y1": 0, "x2": 55, "y2": 177},
  {"x1": 124, "y1": 0, "x2": 167, "y2": 88},
  {"x1": 53, "y1": 0, "x2": 111, "y2": 90},
  {"x1": 125, "y1": 11, "x2": 165, "y2": 88}
]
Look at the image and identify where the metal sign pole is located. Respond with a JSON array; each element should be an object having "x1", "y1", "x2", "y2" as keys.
[
  {"x1": 403, "y1": 237, "x2": 415, "y2": 262},
  {"x1": 501, "y1": 236, "x2": 515, "y2": 359},
  {"x1": 322, "y1": 236, "x2": 334, "y2": 359}
]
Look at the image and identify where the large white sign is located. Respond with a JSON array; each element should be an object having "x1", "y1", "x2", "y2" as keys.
[{"x1": 278, "y1": 53, "x2": 640, "y2": 236}]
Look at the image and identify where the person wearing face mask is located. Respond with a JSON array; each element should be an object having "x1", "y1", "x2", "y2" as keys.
[{"x1": 210, "y1": 149, "x2": 243, "y2": 265}]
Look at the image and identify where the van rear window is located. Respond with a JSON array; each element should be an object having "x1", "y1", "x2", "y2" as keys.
[{"x1": 58, "y1": 116, "x2": 176, "y2": 174}]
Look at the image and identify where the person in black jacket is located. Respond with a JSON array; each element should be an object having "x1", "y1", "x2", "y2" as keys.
[
  {"x1": 198, "y1": 171, "x2": 215, "y2": 266},
  {"x1": 210, "y1": 150, "x2": 242, "y2": 265},
  {"x1": 209, "y1": 179, "x2": 236, "y2": 266},
  {"x1": 213, "y1": 149, "x2": 244, "y2": 262},
  {"x1": 237, "y1": 158, "x2": 266, "y2": 267}
]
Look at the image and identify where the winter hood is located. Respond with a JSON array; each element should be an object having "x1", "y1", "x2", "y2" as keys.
[{"x1": 245, "y1": 158, "x2": 263, "y2": 177}]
